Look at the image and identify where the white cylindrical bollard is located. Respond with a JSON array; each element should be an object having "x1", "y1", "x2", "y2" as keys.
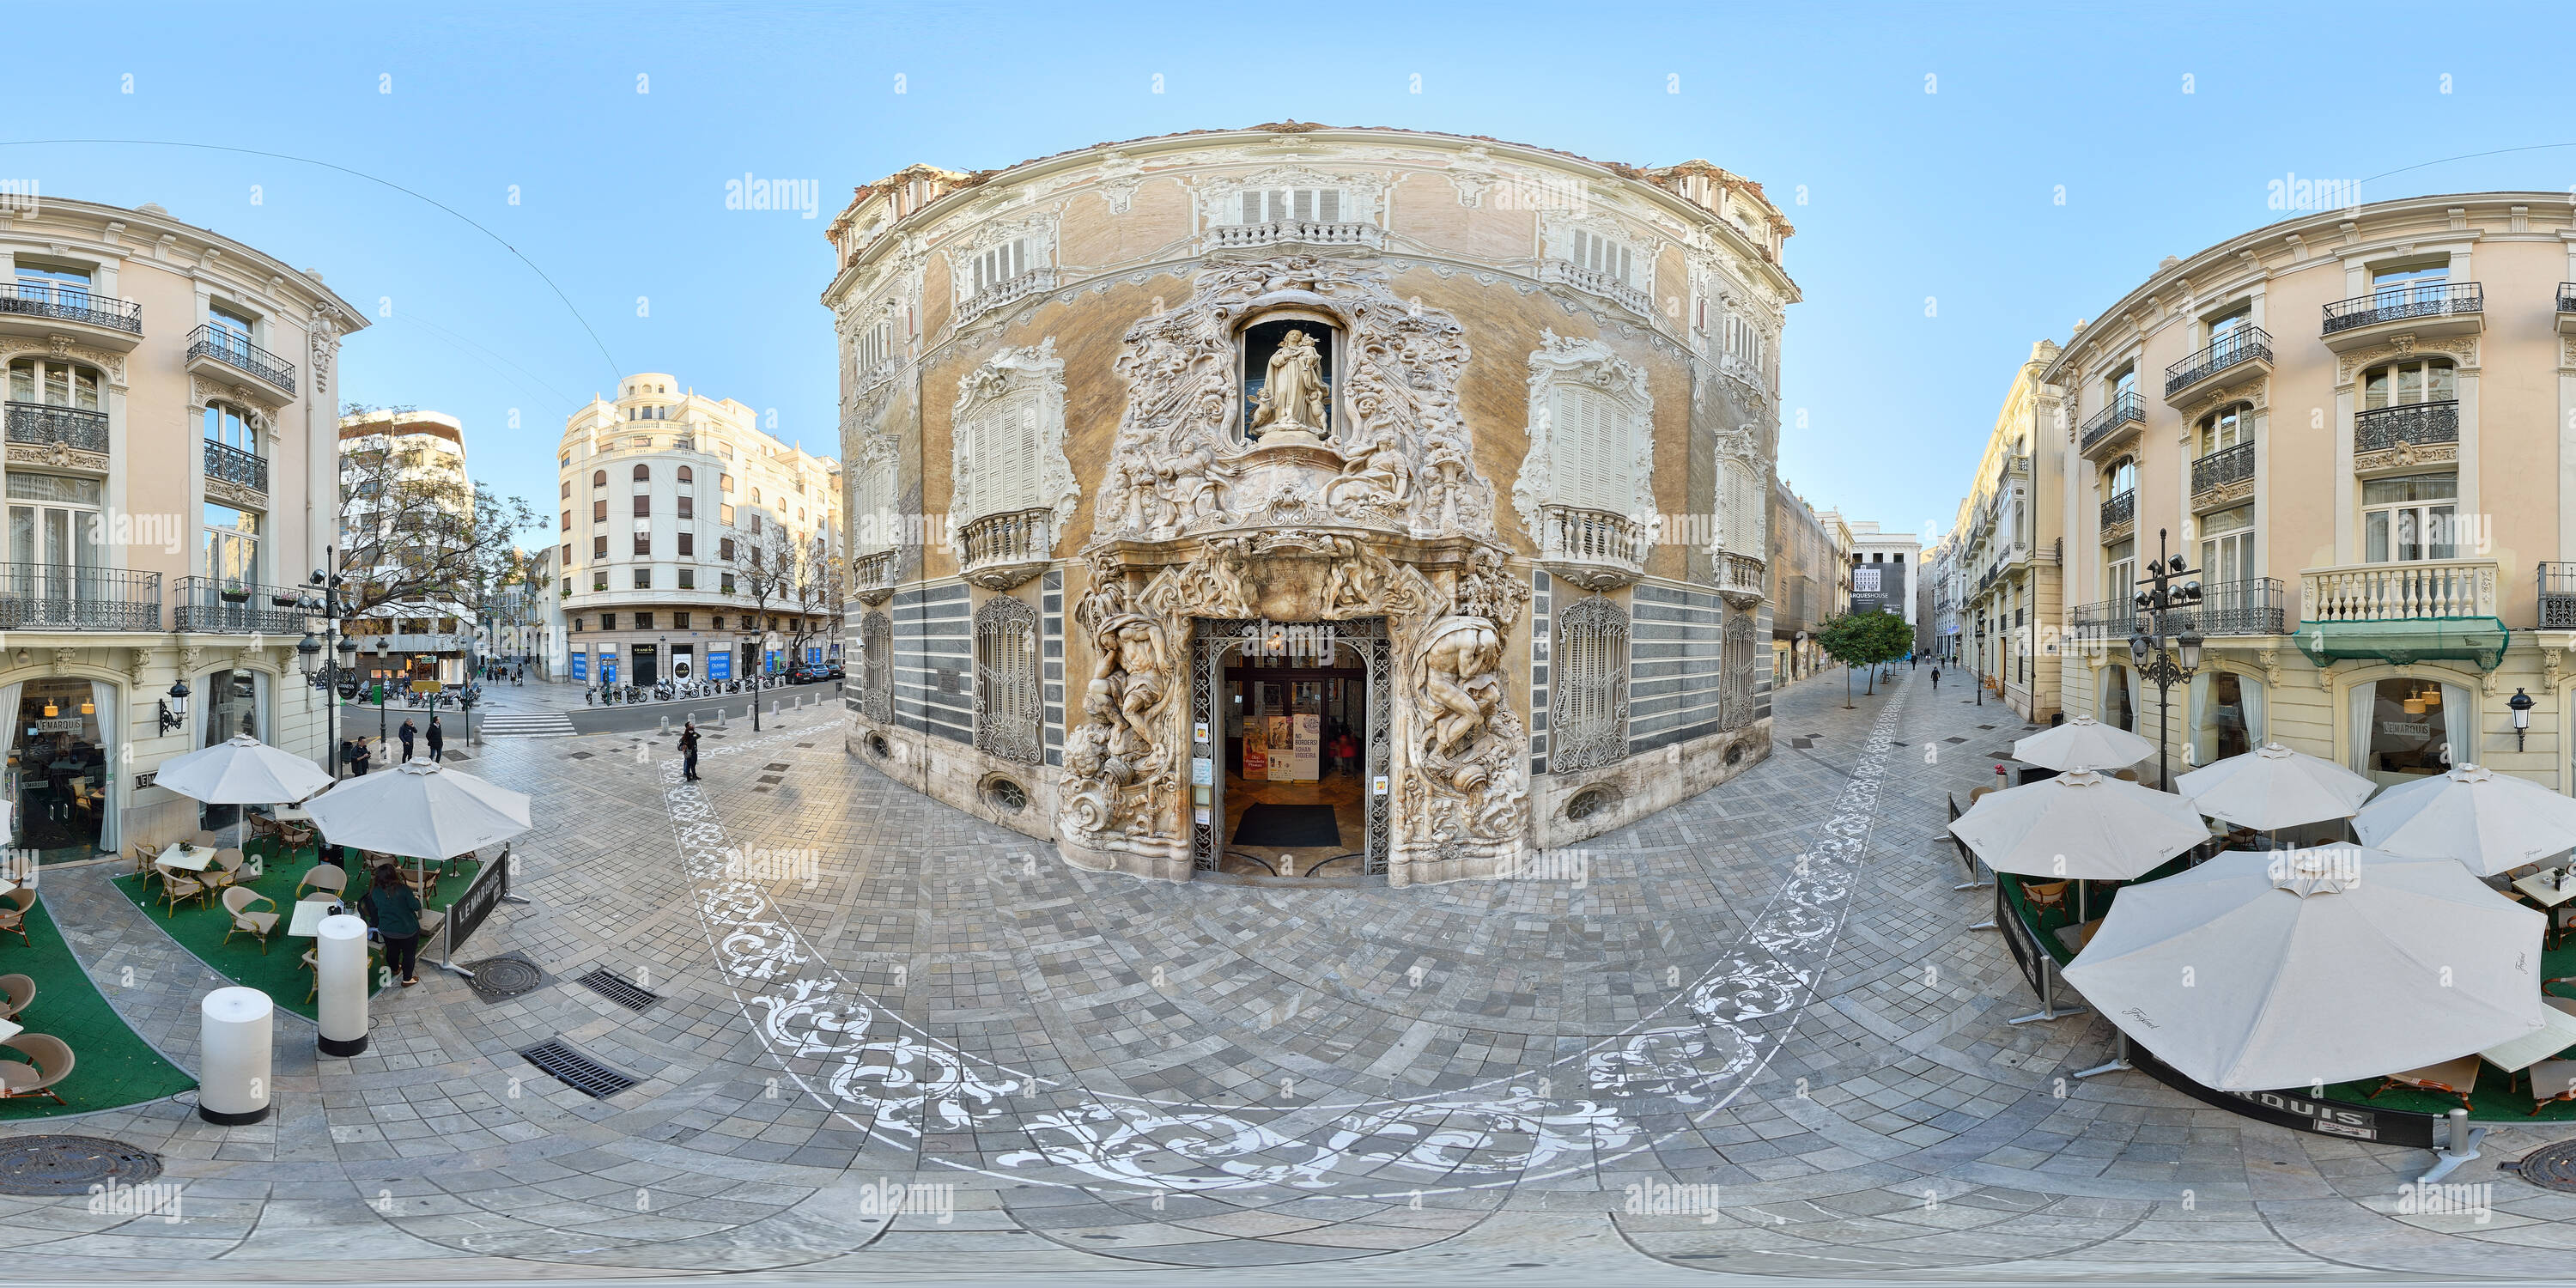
[
  {"x1": 316, "y1": 913, "x2": 371, "y2": 1056},
  {"x1": 198, "y1": 986, "x2": 274, "y2": 1124},
  {"x1": 659, "y1": 714, "x2": 671, "y2": 734}
]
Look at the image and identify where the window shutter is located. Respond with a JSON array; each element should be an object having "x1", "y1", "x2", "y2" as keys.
[
  {"x1": 1266, "y1": 190, "x2": 1286, "y2": 223},
  {"x1": 1318, "y1": 189, "x2": 1340, "y2": 222},
  {"x1": 1617, "y1": 245, "x2": 1632, "y2": 285},
  {"x1": 1242, "y1": 191, "x2": 1261, "y2": 224}
]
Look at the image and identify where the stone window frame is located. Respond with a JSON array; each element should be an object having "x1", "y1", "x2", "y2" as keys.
[
  {"x1": 948, "y1": 338, "x2": 1082, "y2": 548},
  {"x1": 1511, "y1": 330, "x2": 1657, "y2": 540},
  {"x1": 1552, "y1": 592, "x2": 1631, "y2": 772}
]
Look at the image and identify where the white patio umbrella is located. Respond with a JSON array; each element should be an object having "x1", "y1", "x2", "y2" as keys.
[
  {"x1": 151, "y1": 733, "x2": 337, "y2": 854},
  {"x1": 2176, "y1": 743, "x2": 2378, "y2": 833},
  {"x1": 1948, "y1": 769, "x2": 2212, "y2": 921},
  {"x1": 2353, "y1": 762, "x2": 2576, "y2": 877},
  {"x1": 2011, "y1": 715, "x2": 2154, "y2": 773},
  {"x1": 2063, "y1": 848, "x2": 2546, "y2": 1091},
  {"x1": 304, "y1": 756, "x2": 532, "y2": 888}
]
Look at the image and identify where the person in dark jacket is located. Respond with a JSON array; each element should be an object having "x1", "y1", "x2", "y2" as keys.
[
  {"x1": 679, "y1": 721, "x2": 702, "y2": 782},
  {"x1": 425, "y1": 716, "x2": 445, "y2": 762},
  {"x1": 398, "y1": 718, "x2": 417, "y2": 762},
  {"x1": 1931, "y1": 666, "x2": 1941, "y2": 690},
  {"x1": 362, "y1": 864, "x2": 424, "y2": 986},
  {"x1": 351, "y1": 738, "x2": 373, "y2": 775}
]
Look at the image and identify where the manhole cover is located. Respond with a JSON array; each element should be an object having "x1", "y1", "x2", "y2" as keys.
[
  {"x1": 0, "y1": 1135, "x2": 164, "y2": 1196},
  {"x1": 461, "y1": 954, "x2": 546, "y2": 1002},
  {"x1": 2510, "y1": 1141, "x2": 2576, "y2": 1192}
]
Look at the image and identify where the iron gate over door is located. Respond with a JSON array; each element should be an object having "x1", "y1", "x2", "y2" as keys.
[{"x1": 1189, "y1": 617, "x2": 1389, "y2": 875}]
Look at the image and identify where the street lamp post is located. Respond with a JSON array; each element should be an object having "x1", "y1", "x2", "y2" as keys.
[
  {"x1": 2127, "y1": 526, "x2": 2205, "y2": 792},
  {"x1": 297, "y1": 557, "x2": 356, "y2": 779},
  {"x1": 374, "y1": 637, "x2": 391, "y2": 751}
]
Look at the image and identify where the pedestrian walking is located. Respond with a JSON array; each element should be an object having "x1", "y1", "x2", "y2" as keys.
[
  {"x1": 362, "y1": 863, "x2": 424, "y2": 987},
  {"x1": 1931, "y1": 665, "x2": 1941, "y2": 690},
  {"x1": 679, "y1": 721, "x2": 702, "y2": 782},
  {"x1": 425, "y1": 716, "x2": 445, "y2": 763},
  {"x1": 398, "y1": 718, "x2": 417, "y2": 762}
]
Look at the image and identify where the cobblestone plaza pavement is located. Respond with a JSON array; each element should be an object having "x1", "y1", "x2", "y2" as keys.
[{"x1": 13, "y1": 671, "x2": 2576, "y2": 1285}]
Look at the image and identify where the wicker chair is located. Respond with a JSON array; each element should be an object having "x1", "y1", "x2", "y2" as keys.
[
  {"x1": 155, "y1": 866, "x2": 208, "y2": 918},
  {"x1": 0, "y1": 974, "x2": 30, "y2": 1022},
  {"x1": 220, "y1": 887, "x2": 281, "y2": 953},
  {"x1": 0, "y1": 1034, "x2": 73, "y2": 1105},
  {"x1": 295, "y1": 863, "x2": 349, "y2": 903},
  {"x1": 0, "y1": 889, "x2": 33, "y2": 946}
]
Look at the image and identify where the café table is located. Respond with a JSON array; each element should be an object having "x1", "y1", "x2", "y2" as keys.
[
  {"x1": 286, "y1": 900, "x2": 342, "y2": 938},
  {"x1": 0, "y1": 877, "x2": 15, "y2": 898},
  {"x1": 2514, "y1": 869, "x2": 2576, "y2": 908},
  {"x1": 2481, "y1": 996, "x2": 2576, "y2": 1078},
  {"x1": 0, "y1": 1016, "x2": 18, "y2": 1043},
  {"x1": 156, "y1": 843, "x2": 216, "y2": 872}
]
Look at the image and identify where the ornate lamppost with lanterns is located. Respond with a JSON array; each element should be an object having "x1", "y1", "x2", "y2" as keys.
[{"x1": 2127, "y1": 527, "x2": 2205, "y2": 792}]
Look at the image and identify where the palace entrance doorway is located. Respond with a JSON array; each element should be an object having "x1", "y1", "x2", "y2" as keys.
[{"x1": 1188, "y1": 618, "x2": 1388, "y2": 878}]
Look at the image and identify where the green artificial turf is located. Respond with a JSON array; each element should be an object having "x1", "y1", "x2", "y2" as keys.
[
  {"x1": 0, "y1": 897, "x2": 197, "y2": 1120},
  {"x1": 111, "y1": 840, "x2": 476, "y2": 1020}
]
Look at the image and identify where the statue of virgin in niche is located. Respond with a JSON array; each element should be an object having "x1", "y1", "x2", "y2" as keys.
[{"x1": 1249, "y1": 328, "x2": 1330, "y2": 438}]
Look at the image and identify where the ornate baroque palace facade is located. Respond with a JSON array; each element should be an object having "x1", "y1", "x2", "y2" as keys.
[{"x1": 827, "y1": 125, "x2": 1795, "y2": 884}]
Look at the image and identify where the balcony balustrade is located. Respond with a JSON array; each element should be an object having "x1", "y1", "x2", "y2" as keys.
[
  {"x1": 185, "y1": 325, "x2": 297, "y2": 396},
  {"x1": 2354, "y1": 400, "x2": 2459, "y2": 455},
  {"x1": 2300, "y1": 559, "x2": 2496, "y2": 623},
  {"x1": 1209, "y1": 221, "x2": 1383, "y2": 252},
  {"x1": 2540, "y1": 562, "x2": 2576, "y2": 629},
  {"x1": 2079, "y1": 391, "x2": 2145, "y2": 457},
  {"x1": 0, "y1": 563, "x2": 161, "y2": 631},
  {"x1": 1537, "y1": 504, "x2": 1647, "y2": 590},
  {"x1": 0, "y1": 282, "x2": 141, "y2": 336},
  {"x1": 4, "y1": 401, "x2": 109, "y2": 457},
  {"x1": 2099, "y1": 489, "x2": 2136, "y2": 533},
  {"x1": 1537, "y1": 259, "x2": 1654, "y2": 320},
  {"x1": 2190, "y1": 441, "x2": 2253, "y2": 500},
  {"x1": 173, "y1": 576, "x2": 312, "y2": 635},
  {"x1": 203, "y1": 438, "x2": 268, "y2": 495},
  {"x1": 957, "y1": 507, "x2": 1054, "y2": 590},
  {"x1": 2163, "y1": 327, "x2": 2272, "y2": 402},
  {"x1": 956, "y1": 270, "x2": 1055, "y2": 326}
]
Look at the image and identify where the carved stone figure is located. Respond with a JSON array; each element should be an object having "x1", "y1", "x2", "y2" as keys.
[
  {"x1": 1416, "y1": 616, "x2": 1504, "y2": 762},
  {"x1": 1249, "y1": 329, "x2": 1330, "y2": 438}
]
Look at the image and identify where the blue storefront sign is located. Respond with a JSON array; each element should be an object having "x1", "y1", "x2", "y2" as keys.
[
  {"x1": 569, "y1": 652, "x2": 586, "y2": 681},
  {"x1": 805, "y1": 646, "x2": 823, "y2": 665},
  {"x1": 707, "y1": 650, "x2": 732, "y2": 680},
  {"x1": 765, "y1": 649, "x2": 782, "y2": 672},
  {"x1": 600, "y1": 657, "x2": 619, "y2": 683}
]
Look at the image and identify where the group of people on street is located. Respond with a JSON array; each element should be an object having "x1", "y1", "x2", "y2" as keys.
[
  {"x1": 480, "y1": 664, "x2": 526, "y2": 684},
  {"x1": 337, "y1": 715, "x2": 447, "y2": 777}
]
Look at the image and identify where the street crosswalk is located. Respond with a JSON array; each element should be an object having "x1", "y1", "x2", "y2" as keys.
[{"x1": 478, "y1": 711, "x2": 579, "y2": 738}]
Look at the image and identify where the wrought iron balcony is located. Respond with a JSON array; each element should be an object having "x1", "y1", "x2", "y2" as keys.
[
  {"x1": 4, "y1": 401, "x2": 110, "y2": 456},
  {"x1": 1537, "y1": 504, "x2": 1647, "y2": 590},
  {"x1": 186, "y1": 325, "x2": 297, "y2": 395},
  {"x1": 2540, "y1": 562, "x2": 2576, "y2": 629},
  {"x1": 2099, "y1": 489, "x2": 2135, "y2": 532},
  {"x1": 2079, "y1": 391, "x2": 2145, "y2": 457},
  {"x1": 1538, "y1": 259, "x2": 1655, "y2": 320},
  {"x1": 956, "y1": 507, "x2": 1054, "y2": 590},
  {"x1": 2321, "y1": 281, "x2": 2482, "y2": 342},
  {"x1": 2190, "y1": 441, "x2": 2253, "y2": 499},
  {"x1": 2163, "y1": 327, "x2": 2272, "y2": 401},
  {"x1": 173, "y1": 576, "x2": 313, "y2": 635},
  {"x1": 0, "y1": 563, "x2": 161, "y2": 631},
  {"x1": 2169, "y1": 577, "x2": 2287, "y2": 636},
  {"x1": 0, "y1": 282, "x2": 142, "y2": 334},
  {"x1": 956, "y1": 270, "x2": 1055, "y2": 326},
  {"x1": 2069, "y1": 597, "x2": 2145, "y2": 641},
  {"x1": 2354, "y1": 400, "x2": 2458, "y2": 454},
  {"x1": 1209, "y1": 221, "x2": 1383, "y2": 252},
  {"x1": 203, "y1": 438, "x2": 268, "y2": 495}
]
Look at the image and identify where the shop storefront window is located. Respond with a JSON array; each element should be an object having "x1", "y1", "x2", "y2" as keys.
[{"x1": 8, "y1": 677, "x2": 112, "y2": 858}]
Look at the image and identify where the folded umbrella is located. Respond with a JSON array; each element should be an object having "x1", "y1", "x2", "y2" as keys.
[
  {"x1": 2353, "y1": 762, "x2": 2576, "y2": 877},
  {"x1": 2011, "y1": 715, "x2": 2154, "y2": 773},
  {"x1": 2176, "y1": 742, "x2": 2378, "y2": 832},
  {"x1": 2064, "y1": 847, "x2": 2545, "y2": 1091}
]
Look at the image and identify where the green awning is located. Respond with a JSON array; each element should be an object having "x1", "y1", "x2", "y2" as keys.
[{"x1": 2292, "y1": 618, "x2": 2510, "y2": 671}]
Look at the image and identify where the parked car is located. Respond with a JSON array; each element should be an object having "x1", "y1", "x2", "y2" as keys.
[{"x1": 787, "y1": 665, "x2": 829, "y2": 684}]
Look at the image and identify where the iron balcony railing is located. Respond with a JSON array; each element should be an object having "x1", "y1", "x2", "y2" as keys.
[
  {"x1": 0, "y1": 282, "x2": 143, "y2": 333},
  {"x1": 2100, "y1": 489, "x2": 2136, "y2": 531},
  {"x1": 2354, "y1": 400, "x2": 2459, "y2": 454},
  {"x1": 203, "y1": 438, "x2": 269, "y2": 493},
  {"x1": 2542, "y1": 562, "x2": 2576, "y2": 629},
  {"x1": 2170, "y1": 577, "x2": 2288, "y2": 636},
  {"x1": 2069, "y1": 597, "x2": 2144, "y2": 640},
  {"x1": 4, "y1": 400, "x2": 110, "y2": 454},
  {"x1": 2080, "y1": 391, "x2": 2145, "y2": 453},
  {"x1": 0, "y1": 563, "x2": 161, "y2": 631},
  {"x1": 186, "y1": 324, "x2": 297, "y2": 394},
  {"x1": 2191, "y1": 441, "x2": 2254, "y2": 496},
  {"x1": 2164, "y1": 327, "x2": 2272, "y2": 397},
  {"x1": 173, "y1": 575, "x2": 311, "y2": 635},
  {"x1": 2322, "y1": 280, "x2": 2482, "y2": 335},
  {"x1": 2561, "y1": 283, "x2": 2576, "y2": 314}
]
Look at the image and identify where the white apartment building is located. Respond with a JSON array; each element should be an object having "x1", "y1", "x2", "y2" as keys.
[{"x1": 337, "y1": 409, "x2": 475, "y2": 685}]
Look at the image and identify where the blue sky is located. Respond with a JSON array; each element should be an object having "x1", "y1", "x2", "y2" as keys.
[{"x1": 12, "y1": 1, "x2": 2574, "y2": 544}]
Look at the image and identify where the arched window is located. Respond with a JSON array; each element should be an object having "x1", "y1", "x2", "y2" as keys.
[
  {"x1": 751, "y1": 487, "x2": 762, "y2": 503},
  {"x1": 972, "y1": 594, "x2": 1041, "y2": 765},
  {"x1": 201, "y1": 401, "x2": 258, "y2": 455},
  {"x1": 860, "y1": 611, "x2": 894, "y2": 724},
  {"x1": 2105, "y1": 457, "x2": 2137, "y2": 497},
  {"x1": 9, "y1": 356, "x2": 103, "y2": 411},
  {"x1": 2197, "y1": 404, "x2": 2251, "y2": 457},
  {"x1": 677, "y1": 465, "x2": 693, "y2": 484},
  {"x1": 1552, "y1": 593, "x2": 1630, "y2": 771},
  {"x1": 632, "y1": 464, "x2": 650, "y2": 482},
  {"x1": 592, "y1": 470, "x2": 606, "y2": 488},
  {"x1": 1721, "y1": 614, "x2": 1759, "y2": 729}
]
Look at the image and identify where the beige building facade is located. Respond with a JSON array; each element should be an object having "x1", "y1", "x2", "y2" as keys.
[
  {"x1": 557, "y1": 375, "x2": 841, "y2": 689},
  {"x1": 0, "y1": 195, "x2": 362, "y2": 858},
  {"x1": 1953, "y1": 341, "x2": 2067, "y2": 723},
  {"x1": 2047, "y1": 192, "x2": 2576, "y2": 790},
  {"x1": 827, "y1": 124, "x2": 1795, "y2": 884}
]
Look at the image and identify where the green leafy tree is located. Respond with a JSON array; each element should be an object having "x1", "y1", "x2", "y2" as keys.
[{"x1": 1815, "y1": 611, "x2": 1915, "y2": 707}]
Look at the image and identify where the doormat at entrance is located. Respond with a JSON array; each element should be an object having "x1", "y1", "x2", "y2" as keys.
[{"x1": 1233, "y1": 804, "x2": 1341, "y2": 848}]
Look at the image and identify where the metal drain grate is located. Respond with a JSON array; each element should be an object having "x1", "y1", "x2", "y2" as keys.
[
  {"x1": 460, "y1": 954, "x2": 546, "y2": 1002},
  {"x1": 0, "y1": 1135, "x2": 164, "y2": 1196},
  {"x1": 519, "y1": 1039, "x2": 640, "y2": 1098},
  {"x1": 2506, "y1": 1141, "x2": 2576, "y2": 1192},
  {"x1": 576, "y1": 968, "x2": 660, "y2": 1012},
  {"x1": 762, "y1": 762, "x2": 792, "y2": 771}
]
